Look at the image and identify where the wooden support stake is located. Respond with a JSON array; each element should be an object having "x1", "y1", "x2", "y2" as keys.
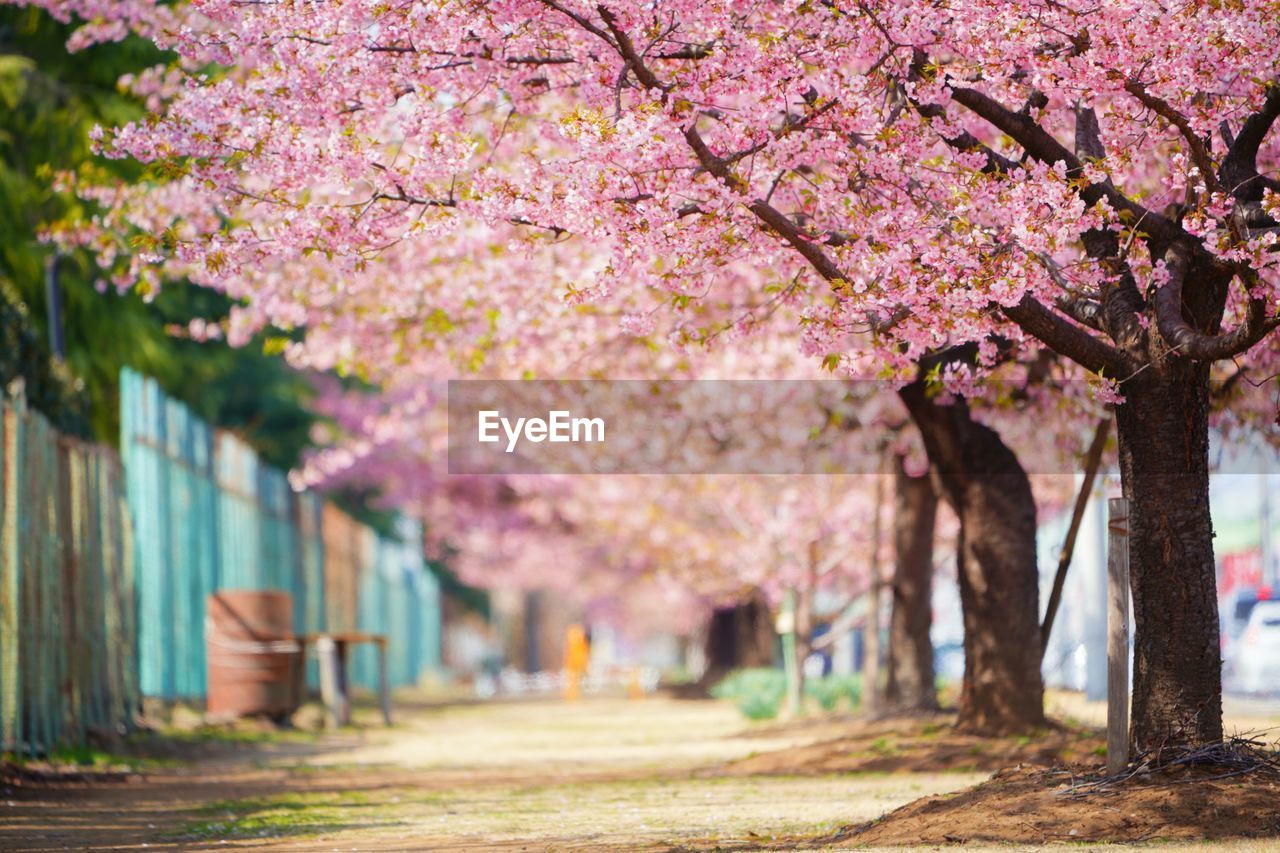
[
  {"x1": 377, "y1": 641, "x2": 392, "y2": 726},
  {"x1": 1106, "y1": 498, "x2": 1130, "y2": 776},
  {"x1": 1041, "y1": 416, "x2": 1111, "y2": 657}
]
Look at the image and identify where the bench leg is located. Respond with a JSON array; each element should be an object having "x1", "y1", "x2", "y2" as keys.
[
  {"x1": 377, "y1": 643, "x2": 392, "y2": 725},
  {"x1": 317, "y1": 637, "x2": 352, "y2": 727}
]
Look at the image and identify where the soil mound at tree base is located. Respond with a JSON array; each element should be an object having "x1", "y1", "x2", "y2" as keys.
[
  {"x1": 840, "y1": 764, "x2": 1280, "y2": 846},
  {"x1": 718, "y1": 714, "x2": 1104, "y2": 775}
]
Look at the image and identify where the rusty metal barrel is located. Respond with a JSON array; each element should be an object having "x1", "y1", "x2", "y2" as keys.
[{"x1": 206, "y1": 590, "x2": 302, "y2": 718}]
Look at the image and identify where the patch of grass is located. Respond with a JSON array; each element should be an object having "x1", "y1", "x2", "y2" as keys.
[
  {"x1": 805, "y1": 674, "x2": 862, "y2": 712},
  {"x1": 710, "y1": 668, "x2": 786, "y2": 720},
  {"x1": 171, "y1": 790, "x2": 394, "y2": 841},
  {"x1": 164, "y1": 726, "x2": 323, "y2": 747},
  {"x1": 278, "y1": 760, "x2": 385, "y2": 775},
  {"x1": 44, "y1": 745, "x2": 186, "y2": 772},
  {"x1": 870, "y1": 737, "x2": 900, "y2": 757}
]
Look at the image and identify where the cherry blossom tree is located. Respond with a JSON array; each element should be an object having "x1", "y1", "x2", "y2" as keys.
[{"x1": 23, "y1": 0, "x2": 1280, "y2": 746}]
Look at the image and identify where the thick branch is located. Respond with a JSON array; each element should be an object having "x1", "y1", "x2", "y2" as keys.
[
  {"x1": 1154, "y1": 244, "x2": 1280, "y2": 361},
  {"x1": 949, "y1": 85, "x2": 1180, "y2": 244},
  {"x1": 1124, "y1": 80, "x2": 1220, "y2": 195},
  {"x1": 1055, "y1": 295, "x2": 1104, "y2": 331},
  {"x1": 1074, "y1": 104, "x2": 1105, "y2": 161},
  {"x1": 914, "y1": 100, "x2": 1018, "y2": 174},
  {"x1": 1000, "y1": 294, "x2": 1129, "y2": 375},
  {"x1": 1221, "y1": 83, "x2": 1280, "y2": 202},
  {"x1": 595, "y1": 5, "x2": 668, "y2": 92}
]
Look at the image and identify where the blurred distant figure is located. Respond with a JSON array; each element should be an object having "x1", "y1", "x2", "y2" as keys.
[{"x1": 563, "y1": 624, "x2": 591, "y2": 700}]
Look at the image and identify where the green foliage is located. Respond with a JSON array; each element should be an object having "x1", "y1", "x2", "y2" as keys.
[
  {"x1": 712, "y1": 669, "x2": 864, "y2": 720},
  {"x1": 0, "y1": 8, "x2": 316, "y2": 469},
  {"x1": 710, "y1": 668, "x2": 787, "y2": 720},
  {"x1": 804, "y1": 673, "x2": 862, "y2": 711},
  {"x1": 43, "y1": 744, "x2": 185, "y2": 772},
  {"x1": 0, "y1": 286, "x2": 88, "y2": 434}
]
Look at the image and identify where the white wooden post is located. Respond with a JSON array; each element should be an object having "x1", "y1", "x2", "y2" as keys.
[
  {"x1": 317, "y1": 636, "x2": 351, "y2": 727},
  {"x1": 1107, "y1": 498, "x2": 1130, "y2": 775},
  {"x1": 777, "y1": 589, "x2": 801, "y2": 717}
]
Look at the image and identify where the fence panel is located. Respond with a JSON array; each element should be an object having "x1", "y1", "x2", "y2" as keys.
[
  {"x1": 1, "y1": 371, "x2": 444, "y2": 752},
  {"x1": 121, "y1": 369, "x2": 440, "y2": 705},
  {"x1": 349, "y1": 519, "x2": 442, "y2": 692},
  {"x1": 123, "y1": 370, "x2": 221, "y2": 700},
  {"x1": 0, "y1": 394, "x2": 137, "y2": 758},
  {"x1": 321, "y1": 504, "x2": 361, "y2": 634}
]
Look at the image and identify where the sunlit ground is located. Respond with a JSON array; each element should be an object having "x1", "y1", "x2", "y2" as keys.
[{"x1": 3, "y1": 691, "x2": 1279, "y2": 851}]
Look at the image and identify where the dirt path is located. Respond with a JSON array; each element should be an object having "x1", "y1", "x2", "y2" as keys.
[
  {"x1": 2, "y1": 696, "x2": 984, "y2": 851},
  {"x1": 5, "y1": 694, "x2": 1278, "y2": 851}
]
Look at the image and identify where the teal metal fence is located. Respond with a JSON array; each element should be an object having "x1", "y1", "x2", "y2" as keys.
[
  {"x1": 349, "y1": 519, "x2": 443, "y2": 692},
  {"x1": 120, "y1": 369, "x2": 440, "y2": 703},
  {"x1": 0, "y1": 370, "x2": 441, "y2": 758},
  {"x1": 0, "y1": 393, "x2": 138, "y2": 758}
]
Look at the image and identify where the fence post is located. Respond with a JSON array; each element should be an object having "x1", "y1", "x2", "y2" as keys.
[{"x1": 1107, "y1": 498, "x2": 1131, "y2": 775}]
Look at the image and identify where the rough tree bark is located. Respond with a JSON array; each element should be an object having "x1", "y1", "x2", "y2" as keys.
[
  {"x1": 885, "y1": 455, "x2": 940, "y2": 712},
  {"x1": 900, "y1": 377, "x2": 1046, "y2": 735},
  {"x1": 1117, "y1": 361, "x2": 1222, "y2": 748}
]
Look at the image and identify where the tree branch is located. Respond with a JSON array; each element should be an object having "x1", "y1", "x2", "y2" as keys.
[
  {"x1": 1154, "y1": 243, "x2": 1280, "y2": 361},
  {"x1": 1074, "y1": 103, "x2": 1106, "y2": 161},
  {"x1": 1000, "y1": 294, "x2": 1130, "y2": 375},
  {"x1": 948, "y1": 85, "x2": 1181, "y2": 244},
  {"x1": 591, "y1": 6, "x2": 906, "y2": 331},
  {"x1": 723, "y1": 99, "x2": 840, "y2": 167},
  {"x1": 539, "y1": 0, "x2": 618, "y2": 49},
  {"x1": 595, "y1": 5, "x2": 668, "y2": 92},
  {"x1": 1221, "y1": 82, "x2": 1280, "y2": 203},
  {"x1": 913, "y1": 100, "x2": 1018, "y2": 174},
  {"x1": 1055, "y1": 295, "x2": 1105, "y2": 331},
  {"x1": 1124, "y1": 80, "x2": 1221, "y2": 195},
  {"x1": 1066, "y1": 103, "x2": 1149, "y2": 352}
]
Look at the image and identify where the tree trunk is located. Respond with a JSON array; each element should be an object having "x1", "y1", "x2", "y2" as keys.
[
  {"x1": 1115, "y1": 366, "x2": 1223, "y2": 749},
  {"x1": 885, "y1": 456, "x2": 940, "y2": 712},
  {"x1": 704, "y1": 587, "x2": 776, "y2": 676},
  {"x1": 900, "y1": 382, "x2": 1046, "y2": 734}
]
